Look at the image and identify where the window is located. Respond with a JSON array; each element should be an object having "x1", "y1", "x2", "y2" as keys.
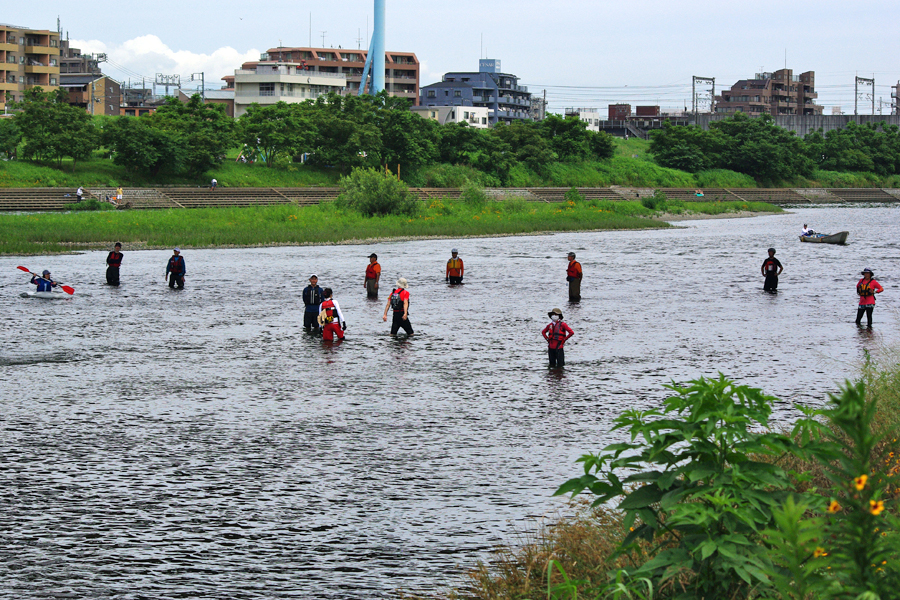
[
  {"x1": 20, "y1": 56, "x2": 25, "y2": 64},
  {"x1": 481, "y1": 117, "x2": 487, "y2": 124},
  {"x1": 50, "y1": 78, "x2": 56, "y2": 85},
  {"x1": 444, "y1": 90, "x2": 448, "y2": 96},
  {"x1": 454, "y1": 90, "x2": 461, "y2": 97},
  {"x1": 427, "y1": 90, "x2": 435, "y2": 98},
  {"x1": 464, "y1": 111, "x2": 469, "y2": 119},
  {"x1": 259, "y1": 82, "x2": 275, "y2": 96},
  {"x1": 430, "y1": 111, "x2": 436, "y2": 118}
]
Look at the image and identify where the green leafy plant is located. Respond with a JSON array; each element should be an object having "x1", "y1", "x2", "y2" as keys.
[
  {"x1": 556, "y1": 375, "x2": 810, "y2": 599},
  {"x1": 334, "y1": 167, "x2": 417, "y2": 217},
  {"x1": 565, "y1": 186, "x2": 586, "y2": 204},
  {"x1": 640, "y1": 190, "x2": 668, "y2": 210}
]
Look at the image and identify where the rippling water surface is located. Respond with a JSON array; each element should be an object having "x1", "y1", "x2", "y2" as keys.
[{"x1": 1, "y1": 206, "x2": 898, "y2": 599}]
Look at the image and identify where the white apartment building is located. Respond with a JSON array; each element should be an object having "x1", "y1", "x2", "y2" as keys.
[
  {"x1": 233, "y1": 62, "x2": 347, "y2": 118},
  {"x1": 410, "y1": 105, "x2": 490, "y2": 128},
  {"x1": 564, "y1": 108, "x2": 601, "y2": 132}
]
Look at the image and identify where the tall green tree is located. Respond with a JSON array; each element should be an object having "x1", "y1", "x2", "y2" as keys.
[
  {"x1": 101, "y1": 116, "x2": 182, "y2": 176},
  {"x1": 148, "y1": 95, "x2": 235, "y2": 175},
  {"x1": 0, "y1": 112, "x2": 22, "y2": 159},
  {"x1": 237, "y1": 102, "x2": 316, "y2": 168},
  {"x1": 13, "y1": 87, "x2": 98, "y2": 170},
  {"x1": 306, "y1": 93, "x2": 382, "y2": 170}
]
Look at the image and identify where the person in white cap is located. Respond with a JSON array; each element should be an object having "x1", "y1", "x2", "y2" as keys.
[
  {"x1": 383, "y1": 277, "x2": 413, "y2": 336},
  {"x1": 165, "y1": 248, "x2": 186, "y2": 289},
  {"x1": 446, "y1": 248, "x2": 464, "y2": 284},
  {"x1": 302, "y1": 274, "x2": 324, "y2": 334},
  {"x1": 542, "y1": 308, "x2": 574, "y2": 368}
]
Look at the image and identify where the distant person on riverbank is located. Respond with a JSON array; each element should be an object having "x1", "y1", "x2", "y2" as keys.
[
  {"x1": 542, "y1": 308, "x2": 574, "y2": 368},
  {"x1": 383, "y1": 278, "x2": 413, "y2": 336},
  {"x1": 116, "y1": 186, "x2": 124, "y2": 205},
  {"x1": 31, "y1": 270, "x2": 58, "y2": 292},
  {"x1": 303, "y1": 274, "x2": 324, "y2": 334},
  {"x1": 210, "y1": 178, "x2": 217, "y2": 191},
  {"x1": 856, "y1": 268, "x2": 884, "y2": 327},
  {"x1": 106, "y1": 242, "x2": 123, "y2": 286},
  {"x1": 446, "y1": 248, "x2": 464, "y2": 284},
  {"x1": 695, "y1": 189, "x2": 704, "y2": 197},
  {"x1": 76, "y1": 186, "x2": 84, "y2": 202},
  {"x1": 165, "y1": 248, "x2": 186, "y2": 289},
  {"x1": 761, "y1": 248, "x2": 783, "y2": 293},
  {"x1": 364, "y1": 253, "x2": 381, "y2": 298},
  {"x1": 318, "y1": 288, "x2": 346, "y2": 341},
  {"x1": 566, "y1": 253, "x2": 582, "y2": 301}
]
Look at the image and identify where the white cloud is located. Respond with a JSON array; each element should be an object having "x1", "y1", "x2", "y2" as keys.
[{"x1": 69, "y1": 35, "x2": 259, "y2": 89}]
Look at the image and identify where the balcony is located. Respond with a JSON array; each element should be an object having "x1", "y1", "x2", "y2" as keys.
[
  {"x1": 25, "y1": 65, "x2": 55, "y2": 74},
  {"x1": 0, "y1": 81, "x2": 17, "y2": 91},
  {"x1": 25, "y1": 43, "x2": 59, "y2": 56},
  {"x1": 0, "y1": 42, "x2": 15, "y2": 52}
]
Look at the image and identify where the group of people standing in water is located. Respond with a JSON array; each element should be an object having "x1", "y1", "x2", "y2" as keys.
[{"x1": 761, "y1": 235, "x2": 884, "y2": 328}]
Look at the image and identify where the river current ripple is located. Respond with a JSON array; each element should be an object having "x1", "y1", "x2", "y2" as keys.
[{"x1": 1, "y1": 206, "x2": 897, "y2": 599}]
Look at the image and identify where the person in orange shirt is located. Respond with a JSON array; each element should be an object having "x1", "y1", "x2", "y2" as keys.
[
  {"x1": 364, "y1": 253, "x2": 381, "y2": 298},
  {"x1": 446, "y1": 248, "x2": 464, "y2": 284},
  {"x1": 566, "y1": 252, "x2": 582, "y2": 301}
]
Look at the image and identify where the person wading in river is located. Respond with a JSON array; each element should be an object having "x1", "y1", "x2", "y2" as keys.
[
  {"x1": 165, "y1": 248, "x2": 186, "y2": 289},
  {"x1": 446, "y1": 248, "x2": 464, "y2": 285},
  {"x1": 303, "y1": 274, "x2": 325, "y2": 334},
  {"x1": 855, "y1": 268, "x2": 884, "y2": 327},
  {"x1": 106, "y1": 242, "x2": 123, "y2": 286},
  {"x1": 383, "y1": 278, "x2": 413, "y2": 336},
  {"x1": 318, "y1": 288, "x2": 347, "y2": 341},
  {"x1": 761, "y1": 248, "x2": 783, "y2": 293},
  {"x1": 542, "y1": 308, "x2": 574, "y2": 368},
  {"x1": 364, "y1": 253, "x2": 381, "y2": 298},
  {"x1": 566, "y1": 253, "x2": 582, "y2": 301}
]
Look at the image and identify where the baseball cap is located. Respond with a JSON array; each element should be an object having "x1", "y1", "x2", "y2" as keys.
[{"x1": 309, "y1": 274, "x2": 318, "y2": 279}]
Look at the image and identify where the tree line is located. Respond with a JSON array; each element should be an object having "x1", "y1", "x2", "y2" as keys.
[
  {"x1": 0, "y1": 88, "x2": 616, "y2": 184},
  {"x1": 649, "y1": 112, "x2": 900, "y2": 182}
]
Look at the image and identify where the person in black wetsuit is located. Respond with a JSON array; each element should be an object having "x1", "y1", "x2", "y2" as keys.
[
  {"x1": 165, "y1": 248, "x2": 186, "y2": 289},
  {"x1": 302, "y1": 274, "x2": 324, "y2": 334},
  {"x1": 761, "y1": 248, "x2": 783, "y2": 293},
  {"x1": 106, "y1": 242, "x2": 123, "y2": 286}
]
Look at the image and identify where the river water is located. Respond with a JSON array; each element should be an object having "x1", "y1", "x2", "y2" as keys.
[{"x1": 1, "y1": 205, "x2": 897, "y2": 599}]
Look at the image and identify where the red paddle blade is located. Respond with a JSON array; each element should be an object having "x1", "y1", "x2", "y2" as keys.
[
  {"x1": 61, "y1": 285, "x2": 75, "y2": 295},
  {"x1": 17, "y1": 266, "x2": 30, "y2": 272}
]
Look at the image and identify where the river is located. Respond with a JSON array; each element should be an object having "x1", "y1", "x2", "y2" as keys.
[{"x1": 0, "y1": 205, "x2": 897, "y2": 599}]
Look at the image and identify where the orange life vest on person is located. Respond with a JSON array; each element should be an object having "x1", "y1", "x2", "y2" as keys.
[{"x1": 365, "y1": 262, "x2": 380, "y2": 279}]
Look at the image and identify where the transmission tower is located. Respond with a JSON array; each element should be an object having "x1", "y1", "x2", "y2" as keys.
[
  {"x1": 692, "y1": 76, "x2": 715, "y2": 116},
  {"x1": 854, "y1": 76, "x2": 874, "y2": 115}
]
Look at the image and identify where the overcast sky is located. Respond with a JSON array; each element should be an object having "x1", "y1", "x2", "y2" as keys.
[{"x1": 7, "y1": 0, "x2": 900, "y2": 118}]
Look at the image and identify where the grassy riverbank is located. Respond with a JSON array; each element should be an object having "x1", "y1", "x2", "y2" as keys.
[
  {"x1": 0, "y1": 198, "x2": 780, "y2": 255},
  {"x1": 425, "y1": 349, "x2": 900, "y2": 600}
]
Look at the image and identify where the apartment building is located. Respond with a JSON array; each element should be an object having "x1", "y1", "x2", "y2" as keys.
[
  {"x1": 410, "y1": 105, "x2": 490, "y2": 128},
  {"x1": 0, "y1": 23, "x2": 60, "y2": 112},
  {"x1": 226, "y1": 46, "x2": 419, "y2": 105},
  {"x1": 231, "y1": 61, "x2": 347, "y2": 118},
  {"x1": 58, "y1": 39, "x2": 101, "y2": 75},
  {"x1": 715, "y1": 68, "x2": 822, "y2": 116},
  {"x1": 59, "y1": 74, "x2": 121, "y2": 116},
  {"x1": 420, "y1": 60, "x2": 532, "y2": 125},
  {"x1": 565, "y1": 108, "x2": 601, "y2": 131}
]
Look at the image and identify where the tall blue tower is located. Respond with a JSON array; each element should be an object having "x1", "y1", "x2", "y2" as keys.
[{"x1": 358, "y1": 0, "x2": 385, "y2": 96}]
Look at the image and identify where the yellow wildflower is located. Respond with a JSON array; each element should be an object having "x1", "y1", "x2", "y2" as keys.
[
  {"x1": 855, "y1": 474, "x2": 868, "y2": 490},
  {"x1": 870, "y1": 500, "x2": 885, "y2": 516},
  {"x1": 827, "y1": 500, "x2": 841, "y2": 513},
  {"x1": 813, "y1": 547, "x2": 827, "y2": 558}
]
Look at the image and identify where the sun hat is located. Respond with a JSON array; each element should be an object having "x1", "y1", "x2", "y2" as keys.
[
  {"x1": 396, "y1": 277, "x2": 408, "y2": 289},
  {"x1": 862, "y1": 268, "x2": 874, "y2": 275},
  {"x1": 548, "y1": 307, "x2": 563, "y2": 319}
]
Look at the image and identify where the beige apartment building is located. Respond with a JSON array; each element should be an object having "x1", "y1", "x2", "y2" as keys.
[
  {"x1": 0, "y1": 23, "x2": 60, "y2": 112},
  {"x1": 715, "y1": 68, "x2": 822, "y2": 116},
  {"x1": 225, "y1": 46, "x2": 419, "y2": 105}
]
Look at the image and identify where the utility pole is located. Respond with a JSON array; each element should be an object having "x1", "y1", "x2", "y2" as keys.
[
  {"x1": 155, "y1": 73, "x2": 180, "y2": 98},
  {"x1": 855, "y1": 76, "x2": 874, "y2": 115},
  {"x1": 320, "y1": 31, "x2": 327, "y2": 47},
  {"x1": 190, "y1": 73, "x2": 205, "y2": 100},
  {"x1": 692, "y1": 76, "x2": 715, "y2": 117}
]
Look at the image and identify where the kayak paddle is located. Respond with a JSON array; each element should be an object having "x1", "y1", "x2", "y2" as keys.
[{"x1": 17, "y1": 266, "x2": 75, "y2": 295}]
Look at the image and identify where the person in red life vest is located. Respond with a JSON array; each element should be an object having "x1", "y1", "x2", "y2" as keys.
[
  {"x1": 318, "y1": 287, "x2": 347, "y2": 341},
  {"x1": 856, "y1": 268, "x2": 884, "y2": 327},
  {"x1": 383, "y1": 277, "x2": 413, "y2": 336},
  {"x1": 364, "y1": 253, "x2": 381, "y2": 298},
  {"x1": 542, "y1": 307, "x2": 574, "y2": 368},
  {"x1": 566, "y1": 252, "x2": 583, "y2": 301},
  {"x1": 165, "y1": 248, "x2": 186, "y2": 289},
  {"x1": 761, "y1": 248, "x2": 783, "y2": 293},
  {"x1": 106, "y1": 242, "x2": 123, "y2": 286},
  {"x1": 446, "y1": 248, "x2": 464, "y2": 284}
]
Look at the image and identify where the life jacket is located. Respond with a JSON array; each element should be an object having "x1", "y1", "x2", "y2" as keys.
[
  {"x1": 107, "y1": 251, "x2": 122, "y2": 268},
  {"x1": 33, "y1": 277, "x2": 54, "y2": 292},
  {"x1": 390, "y1": 288, "x2": 405, "y2": 311},
  {"x1": 167, "y1": 256, "x2": 184, "y2": 275},
  {"x1": 548, "y1": 321, "x2": 568, "y2": 344},
  {"x1": 567, "y1": 261, "x2": 582, "y2": 279},
  {"x1": 763, "y1": 258, "x2": 778, "y2": 274},
  {"x1": 321, "y1": 299, "x2": 336, "y2": 323},
  {"x1": 447, "y1": 257, "x2": 463, "y2": 276},
  {"x1": 858, "y1": 279, "x2": 875, "y2": 297},
  {"x1": 365, "y1": 262, "x2": 379, "y2": 279}
]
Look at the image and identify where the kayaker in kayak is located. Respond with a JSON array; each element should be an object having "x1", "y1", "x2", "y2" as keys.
[
  {"x1": 856, "y1": 268, "x2": 884, "y2": 327},
  {"x1": 165, "y1": 248, "x2": 186, "y2": 289},
  {"x1": 31, "y1": 270, "x2": 58, "y2": 292}
]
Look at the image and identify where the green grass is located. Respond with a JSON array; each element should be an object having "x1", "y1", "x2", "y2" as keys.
[{"x1": 0, "y1": 197, "x2": 782, "y2": 255}]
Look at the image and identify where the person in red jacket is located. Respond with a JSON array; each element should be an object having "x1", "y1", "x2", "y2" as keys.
[
  {"x1": 566, "y1": 252, "x2": 582, "y2": 301},
  {"x1": 364, "y1": 253, "x2": 381, "y2": 298},
  {"x1": 318, "y1": 288, "x2": 347, "y2": 341},
  {"x1": 855, "y1": 268, "x2": 884, "y2": 327},
  {"x1": 542, "y1": 307, "x2": 574, "y2": 368}
]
